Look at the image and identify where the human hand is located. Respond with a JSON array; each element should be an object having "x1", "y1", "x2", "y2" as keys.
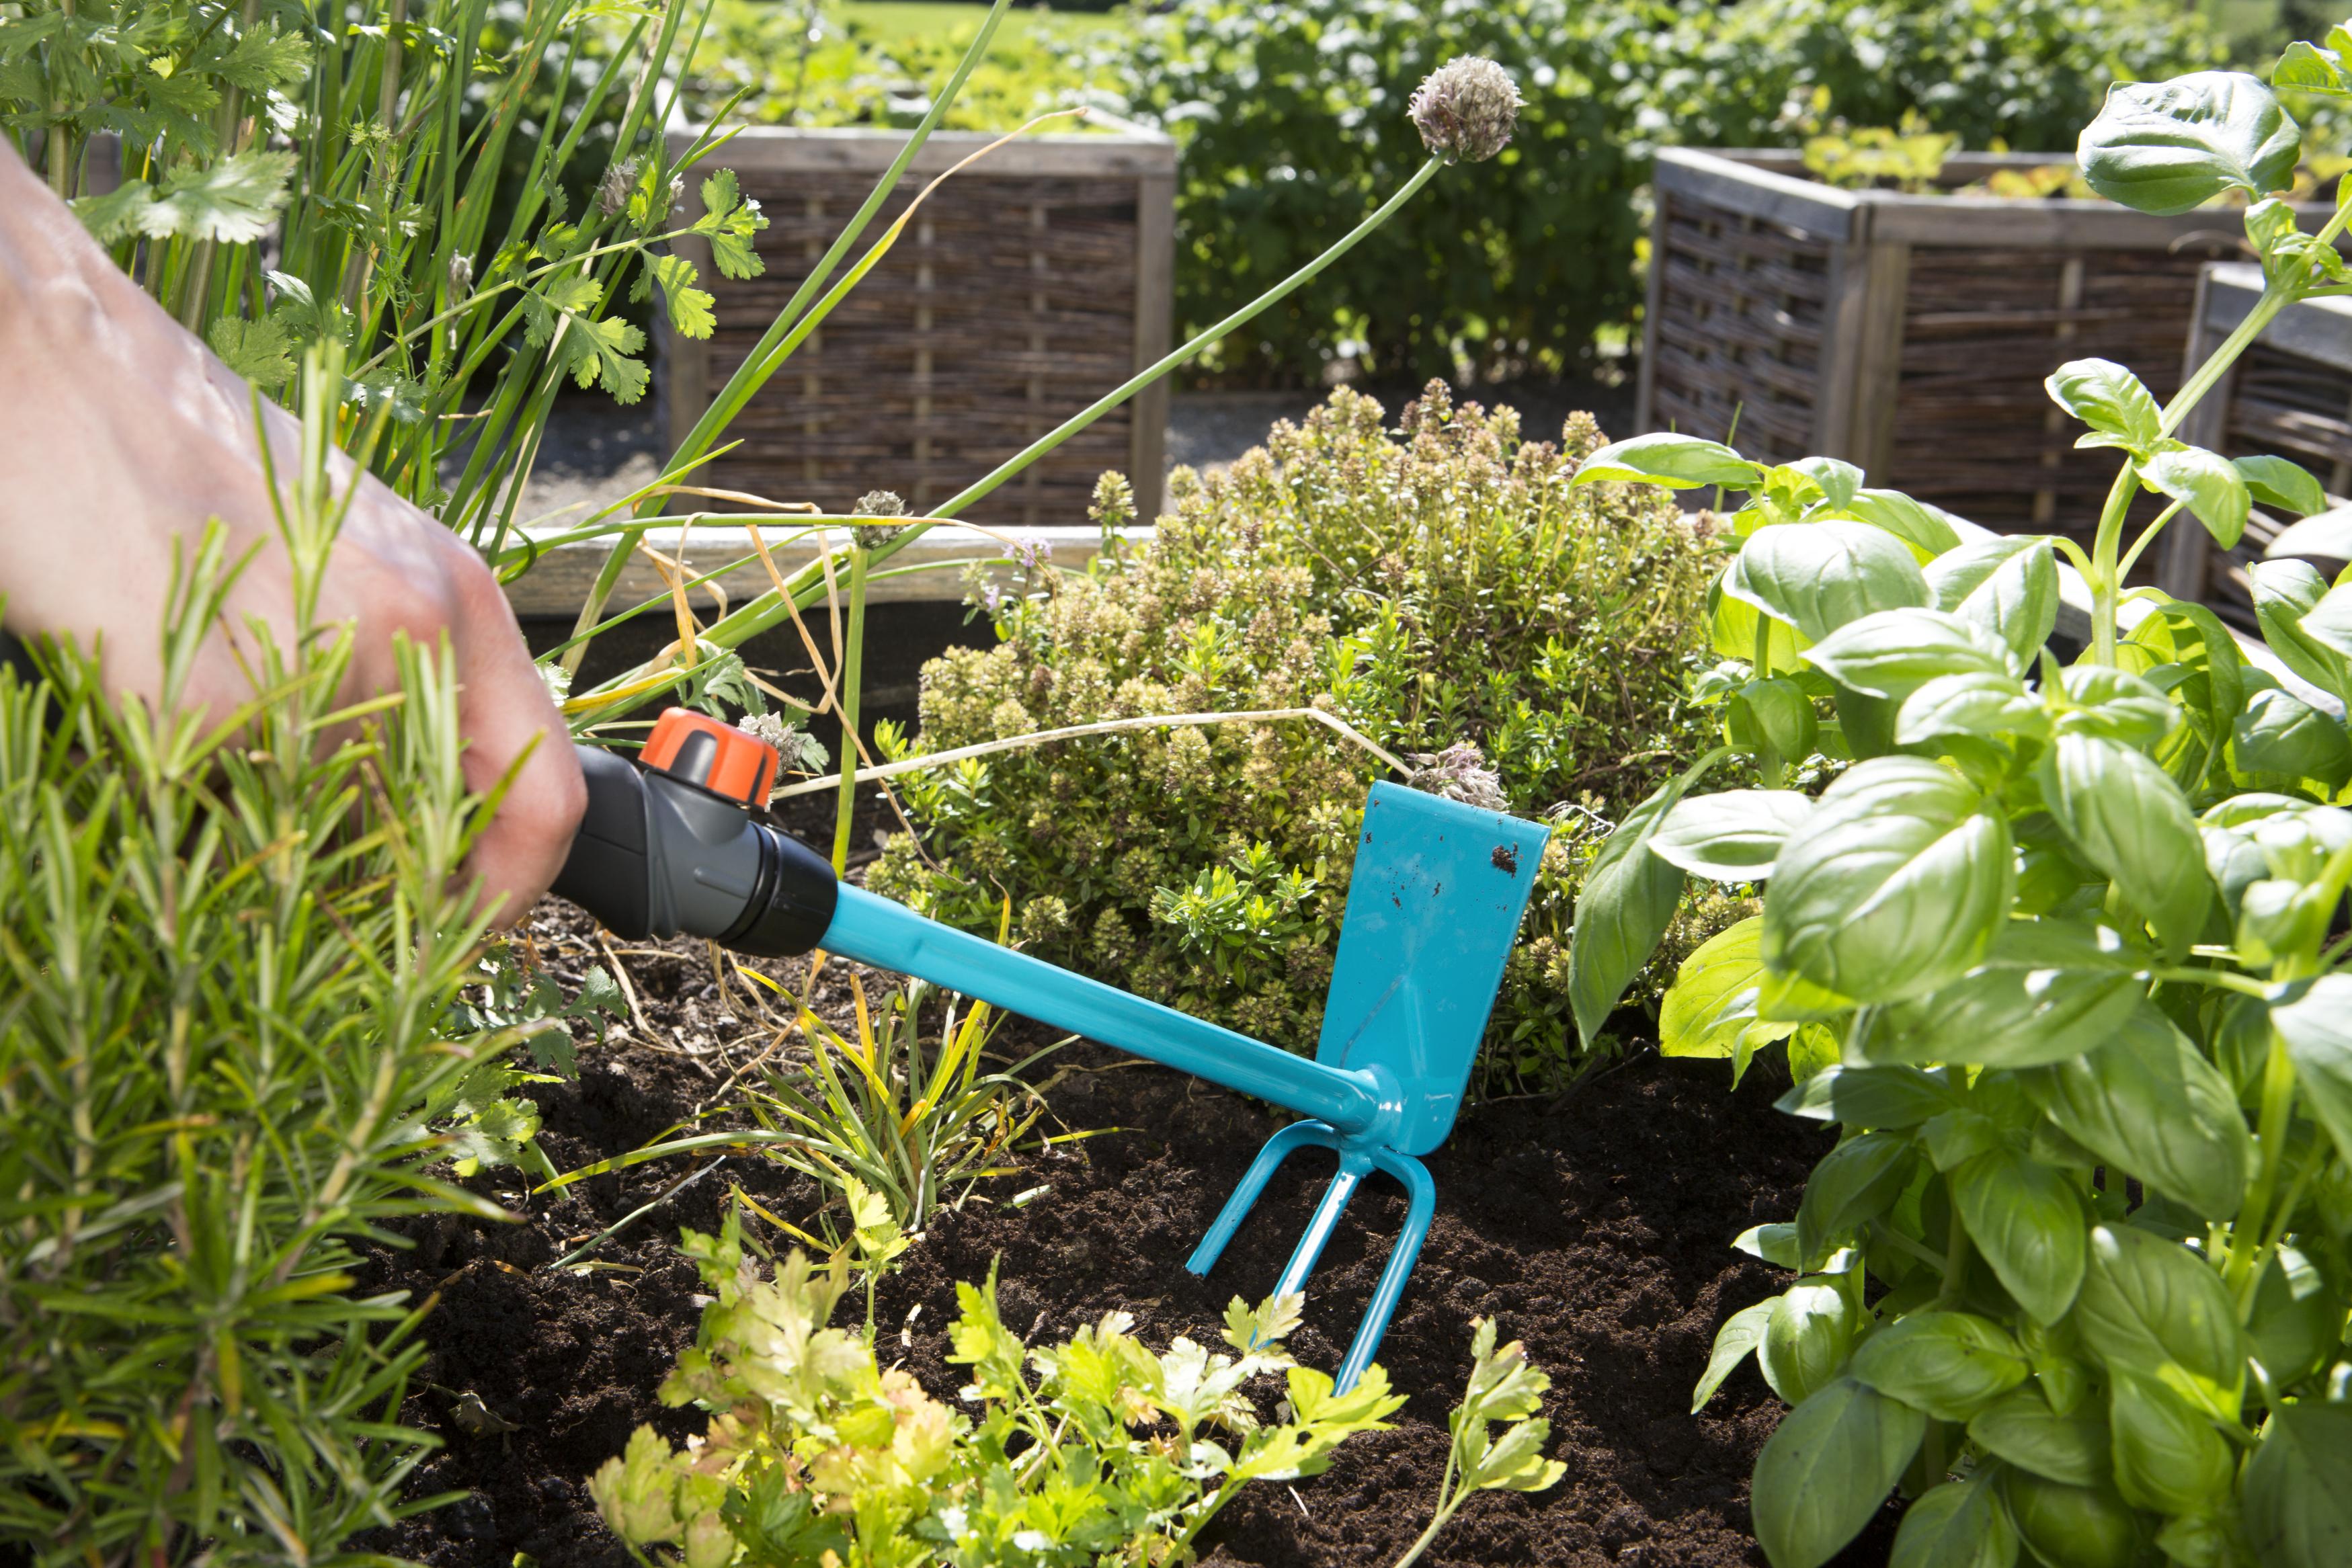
[{"x1": 0, "y1": 144, "x2": 583, "y2": 923}]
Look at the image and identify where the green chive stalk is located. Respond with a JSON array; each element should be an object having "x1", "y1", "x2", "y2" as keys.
[{"x1": 831, "y1": 544, "x2": 871, "y2": 872}]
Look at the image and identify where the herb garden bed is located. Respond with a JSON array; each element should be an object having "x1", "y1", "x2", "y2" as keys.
[{"x1": 356, "y1": 888, "x2": 1883, "y2": 1568}]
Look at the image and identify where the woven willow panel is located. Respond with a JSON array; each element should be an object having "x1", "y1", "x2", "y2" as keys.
[
  {"x1": 1890, "y1": 247, "x2": 2208, "y2": 552},
  {"x1": 2198, "y1": 341, "x2": 2352, "y2": 630},
  {"x1": 1646, "y1": 192, "x2": 1833, "y2": 466},
  {"x1": 694, "y1": 171, "x2": 1137, "y2": 529}
]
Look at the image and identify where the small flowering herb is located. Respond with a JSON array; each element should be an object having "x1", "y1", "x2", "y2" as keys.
[
  {"x1": 1408, "y1": 741, "x2": 1510, "y2": 812},
  {"x1": 1408, "y1": 56, "x2": 1523, "y2": 165},
  {"x1": 737, "y1": 710, "x2": 829, "y2": 778},
  {"x1": 597, "y1": 156, "x2": 642, "y2": 218}
]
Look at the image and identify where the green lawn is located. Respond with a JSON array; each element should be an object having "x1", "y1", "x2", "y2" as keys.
[{"x1": 843, "y1": 2, "x2": 1132, "y2": 48}]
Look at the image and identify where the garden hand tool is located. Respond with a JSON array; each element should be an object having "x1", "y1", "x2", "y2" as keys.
[{"x1": 555, "y1": 708, "x2": 1551, "y2": 1389}]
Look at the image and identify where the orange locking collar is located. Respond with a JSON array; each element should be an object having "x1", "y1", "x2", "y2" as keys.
[{"x1": 640, "y1": 708, "x2": 777, "y2": 807}]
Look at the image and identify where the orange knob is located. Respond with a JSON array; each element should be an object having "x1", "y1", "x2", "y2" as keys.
[{"x1": 641, "y1": 708, "x2": 777, "y2": 807}]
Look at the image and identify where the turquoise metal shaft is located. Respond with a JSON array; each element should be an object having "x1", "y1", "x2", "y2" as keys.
[{"x1": 819, "y1": 886, "x2": 1392, "y2": 1138}]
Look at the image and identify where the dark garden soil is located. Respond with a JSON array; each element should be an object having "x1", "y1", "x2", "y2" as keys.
[{"x1": 357, "y1": 800, "x2": 1898, "y2": 1568}]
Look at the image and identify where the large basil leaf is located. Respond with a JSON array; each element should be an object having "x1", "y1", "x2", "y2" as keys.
[
  {"x1": 1693, "y1": 1298, "x2": 1775, "y2": 1413},
  {"x1": 1796, "y1": 1131, "x2": 1916, "y2": 1268},
  {"x1": 2073, "y1": 1224, "x2": 2246, "y2": 1423},
  {"x1": 2249, "y1": 559, "x2": 2351, "y2": 707},
  {"x1": 1725, "y1": 522, "x2": 1934, "y2": 645},
  {"x1": 2076, "y1": 72, "x2": 2302, "y2": 215},
  {"x1": 2234, "y1": 453, "x2": 2328, "y2": 517},
  {"x1": 1889, "y1": 1469, "x2": 2018, "y2": 1568},
  {"x1": 1565, "y1": 750, "x2": 1723, "y2": 1051},
  {"x1": 2056, "y1": 666, "x2": 2177, "y2": 750},
  {"x1": 1849, "y1": 1311, "x2": 2029, "y2": 1422},
  {"x1": 1896, "y1": 671, "x2": 2050, "y2": 747},
  {"x1": 2232, "y1": 687, "x2": 2352, "y2": 788},
  {"x1": 1951, "y1": 1147, "x2": 2086, "y2": 1325},
  {"x1": 1751, "y1": 1376, "x2": 1927, "y2": 1568},
  {"x1": 2241, "y1": 1402, "x2": 2352, "y2": 1568},
  {"x1": 2019, "y1": 1005, "x2": 2250, "y2": 1220},
  {"x1": 2138, "y1": 445, "x2": 2251, "y2": 549},
  {"x1": 1760, "y1": 1278, "x2": 1857, "y2": 1406},
  {"x1": 1651, "y1": 790, "x2": 1815, "y2": 882},
  {"x1": 1731, "y1": 677, "x2": 1820, "y2": 766},
  {"x1": 1777, "y1": 1064, "x2": 1963, "y2": 1130},
  {"x1": 2273, "y1": 975, "x2": 2352, "y2": 1165},
  {"x1": 1859, "y1": 966, "x2": 2144, "y2": 1071},
  {"x1": 2248, "y1": 1245, "x2": 2343, "y2": 1389},
  {"x1": 2043, "y1": 735, "x2": 2212, "y2": 956},
  {"x1": 1844, "y1": 489, "x2": 1963, "y2": 556},
  {"x1": 2301, "y1": 577, "x2": 2352, "y2": 661},
  {"x1": 2107, "y1": 1370, "x2": 2233, "y2": 1514},
  {"x1": 1763, "y1": 758, "x2": 2012, "y2": 1004},
  {"x1": 2000, "y1": 1471, "x2": 2146, "y2": 1568},
  {"x1": 2046, "y1": 360, "x2": 2163, "y2": 453},
  {"x1": 1805, "y1": 609, "x2": 2018, "y2": 700},
  {"x1": 1953, "y1": 539, "x2": 2059, "y2": 667},
  {"x1": 1968, "y1": 1387, "x2": 2111, "y2": 1488},
  {"x1": 1574, "y1": 433, "x2": 1762, "y2": 490},
  {"x1": 1659, "y1": 917, "x2": 1790, "y2": 1063}
]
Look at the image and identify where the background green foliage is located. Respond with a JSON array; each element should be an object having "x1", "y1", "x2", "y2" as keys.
[
  {"x1": 1109, "y1": 0, "x2": 2218, "y2": 385},
  {"x1": 870, "y1": 385, "x2": 1723, "y2": 1086},
  {"x1": 687, "y1": 0, "x2": 1129, "y2": 130},
  {"x1": 1111, "y1": 0, "x2": 1656, "y2": 386},
  {"x1": 1625, "y1": 0, "x2": 2225, "y2": 152}
]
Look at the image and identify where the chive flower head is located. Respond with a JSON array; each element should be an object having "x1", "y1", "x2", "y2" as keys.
[{"x1": 1409, "y1": 57, "x2": 1523, "y2": 165}]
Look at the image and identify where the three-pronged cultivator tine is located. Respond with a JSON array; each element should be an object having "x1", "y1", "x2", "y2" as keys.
[{"x1": 1186, "y1": 1123, "x2": 1436, "y2": 1392}]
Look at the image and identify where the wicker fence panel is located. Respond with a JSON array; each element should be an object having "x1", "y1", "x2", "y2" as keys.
[
  {"x1": 1645, "y1": 192, "x2": 1834, "y2": 466},
  {"x1": 1890, "y1": 248, "x2": 2214, "y2": 554},
  {"x1": 2193, "y1": 341, "x2": 2352, "y2": 628},
  {"x1": 689, "y1": 169, "x2": 1145, "y2": 530}
]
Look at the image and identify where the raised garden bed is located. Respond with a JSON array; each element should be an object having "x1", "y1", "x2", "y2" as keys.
[
  {"x1": 354, "y1": 880, "x2": 1884, "y2": 1567},
  {"x1": 663, "y1": 123, "x2": 1176, "y2": 530},
  {"x1": 1637, "y1": 148, "x2": 2332, "y2": 550}
]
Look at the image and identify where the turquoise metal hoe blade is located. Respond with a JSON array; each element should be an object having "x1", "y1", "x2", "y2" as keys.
[{"x1": 1315, "y1": 780, "x2": 1555, "y2": 1155}]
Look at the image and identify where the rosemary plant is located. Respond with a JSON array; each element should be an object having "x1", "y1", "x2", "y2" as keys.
[{"x1": 0, "y1": 351, "x2": 540, "y2": 1565}]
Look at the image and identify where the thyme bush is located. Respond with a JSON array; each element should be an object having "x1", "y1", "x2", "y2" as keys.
[{"x1": 870, "y1": 384, "x2": 1720, "y2": 1085}]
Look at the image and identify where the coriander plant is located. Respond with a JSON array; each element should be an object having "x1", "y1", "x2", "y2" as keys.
[
  {"x1": 1564, "y1": 39, "x2": 2352, "y2": 1568},
  {"x1": 590, "y1": 1216, "x2": 1407, "y2": 1567}
]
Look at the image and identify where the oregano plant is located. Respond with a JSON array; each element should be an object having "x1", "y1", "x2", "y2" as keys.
[{"x1": 1565, "y1": 36, "x2": 2352, "y2": 1568}]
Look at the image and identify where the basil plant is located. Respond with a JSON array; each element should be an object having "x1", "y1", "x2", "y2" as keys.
[{"x1": 1563, "y1": 40, "x2": 2352, "y2": 1568}]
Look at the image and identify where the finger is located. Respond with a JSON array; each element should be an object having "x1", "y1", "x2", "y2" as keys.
[{"x1": 446, "y1": 554, "x2": 585, "y2": 926}]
